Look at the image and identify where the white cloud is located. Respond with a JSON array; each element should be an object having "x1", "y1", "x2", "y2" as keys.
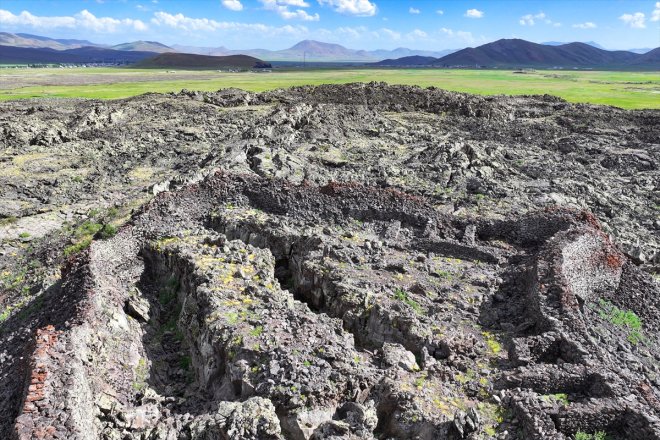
[
  {"x1": 619, "y1": 12, "x2": 646, "y2": 28},
  {"x1": 572, "y1": 22, "x2": 596, "y2": 29},
  {"x1": 408, "y1": 29, "x2": 427, "y2": 38},
  {"x1": 439, "y1": 27, "x2": 477, "y2": 43},
  {"x1": 317, "y1": 0, "x2": 377, "y2": 17},
  {"x1": 0, "y1": 9, "x2": 75, "y2": 28},
  {"x1": 152, "y1": 11, "x2": 219, "y2": 31},
  {"x1": 409, "y1": 7, "x2": 420, "y2": 15},
  {"x1": 378, "y1": 27, "x2": 401, "y2": 40},
  {"x1": 151, "y1": 11, "x2": 308, "y2": 34},
  {"x1": 464, "y1": 9, "x2": 483, "y2": 18},
  {"x1": 280, "y1": 9, "x2": 320, "y2": 20},
  {"x1": 456, "y1": 30, "x2": 474, "y2": 41},
  {"x1": 0, "y1": 9, "x2": 147, "y2": 32},
  {"x1": 260, "y1": 0, "x2": 319, "y2": 21},
  {"x1": 222, "y1": 0, "x2": 244, "y2": 11},
  {"x1": 335, "y1": 25, "x2": 366, "y2": 38},
  {"x1": 519, "y1": 12, "x2": 545, "y2": 26},
  {"x1": 278, "y1": 0, "x2": 311, "y2": 5},
  {"x1": 76, "y1": 10, "x2": 147, "y2": 32},
  {"x1": 436, "y1": 10, "x2": 443, "y2": 15},
  {"x1": 652, "y1": 2, "x2": 660, "y2": 22},
  {"x1": 519, "y1": 11, "x2": 560, "y2": 27}
]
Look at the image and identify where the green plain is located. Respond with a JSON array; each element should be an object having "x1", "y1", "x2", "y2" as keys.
[{"x1": 1, "y1": 67, "x2": 658, "y2": 109}]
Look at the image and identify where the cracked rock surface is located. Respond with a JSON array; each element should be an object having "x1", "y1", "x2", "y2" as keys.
[{"x1": 0, "y1": 83, "x2": 659, "y2": 440}]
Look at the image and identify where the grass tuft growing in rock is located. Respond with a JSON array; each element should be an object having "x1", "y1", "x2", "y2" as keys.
[
  {"x1": 597, "y1": 299, "x2": 643, "y2": 345},
  {"x1": 394, "y1": 288, "x2": 423, "y2": 314},
  {"x1": 482, "y1": 331, "x2": 502, "y2": 355},
  {"x1": 63, "y1": 237, "x2": 93, "y2": 257},
  {"x1": 0, "y1": 216, "x2": 18, "y2": 227},
  {"x1": 575, "y1": 431, "x2": 608, "y2": 440},
  {"x1": 98, "y1": 224, "x2": 118, "y2": 239},
  {"x1": 542, "y1": 393, "x2": 569, "y2": 405}
]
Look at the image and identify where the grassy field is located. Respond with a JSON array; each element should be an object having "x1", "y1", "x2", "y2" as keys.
[{"x1": 0, "y1": 67, "x2": 658, "y2": 109}]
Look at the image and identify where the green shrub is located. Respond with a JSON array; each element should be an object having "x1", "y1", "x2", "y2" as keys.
[
  {"x1": 106, "y1": 207, "x2": 119, "y2": 219},
  {"x1": 98, "y1": 224, "x2": 118, "y2": 239},
  {"x1": 75, "y1": 221, "x2": 103, "y2": 238}
]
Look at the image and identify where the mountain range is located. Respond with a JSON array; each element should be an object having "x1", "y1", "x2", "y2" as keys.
[
  {"x1": 0, "y1": 44, "x2": 158, "y2": 64},
  {"x1": 377, "y1": 39, "x2": 659, "y2": 69},
  {"x1": 0, "y1": 32, "x2": 657, "y2": 69},
  {"x1": 542, "y1": 40, "x2": 606, "y2": 50},
  {"x1": 172, "y1": 40, "x2": 456, "y2": 62},
  {"x1": 0, "y1": 32, "x2": 454, "y2": 62}
]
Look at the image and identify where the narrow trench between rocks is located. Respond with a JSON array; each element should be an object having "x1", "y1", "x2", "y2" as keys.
[
  {"x1": 128, "y1": 249, "x2": 213, "y2": 416},
  {"x1": 134, "y1": 240, "x2": 394, "y2": 438},
  {"x1": 208, "y1": 216, "x2": 437, "y2": 356},
  {"x1": 206, "y1": 218, "x2": 427, "y2": 437}
]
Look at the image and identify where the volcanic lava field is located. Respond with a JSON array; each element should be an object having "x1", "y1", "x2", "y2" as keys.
[{"x1": 0, "y1": 83, "x2": 659, "y2": 440}]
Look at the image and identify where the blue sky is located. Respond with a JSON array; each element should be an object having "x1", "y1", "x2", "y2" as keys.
[{"x1": 1, "y1": 0, "x2": 659, "y2": 50}]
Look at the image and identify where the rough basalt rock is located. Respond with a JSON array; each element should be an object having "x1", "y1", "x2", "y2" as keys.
[
  {"x1": 0, "y1": 84, "x2": 659, "y2": 439},
  {"x1": 1, "y1": 172, "x2": 657, "y2": 440}
]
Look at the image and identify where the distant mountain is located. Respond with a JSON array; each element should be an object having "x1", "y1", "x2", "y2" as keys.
[
  {"x1": 289, "y1": 40, "x2": 358, "y2": 58},
  {"x1": 171, "y1": 45, "x2": 231, "y2": 56},
  {"x1": 628, "y1": 48, "x2": 653, "y2": 54},
  {"x1": 65, "y1": 47, "x2": 157, "y2": 62},
  {"x1": 134, "y1": 53, "x2": 271, "y2": 69},
  {"x1": 17, "y1": 33, "x2": 98, "y2": 47},
  {"x1": 628, "y1": 47, "x2": 660, "y2": 66},
  {"x1": 112, "y1": 41, "x2": 174, "y2": 53},
  {"x1": 542, "y1": 41, "x2": 606, "y2": 50},
  {"x1": 432, "y1": 39, "x2": 651, "y2": 69},
  {"x1": 367, "y1": 47, "x2": 456, "y2": 60},
  {"x1": 239, "y1": 40, "x2": 377, "y2": 62},
  {"x1": 0, "y1": 32, "x2": 102, "y2": 50},
  {"x1": 0, "y1": 45, "x2": 157, "y2": 64},
  {"x1": 0, "y1": 32, "x2": 174, "y2": 54},
  {"x1": 543, "y1": 41, "x2": 652, "y2": 54},
  {"x1": 374, "y1": 56, "x2": 439, "y2": 67},
  {"x1": 1, "y1": 33, "x2": 455, "y2": 63},
  {"x1": 243, "y1": 40, "x2": 457, "y2": 62},
  {"x1": 177, "y1": 40, "x2": 456, "y2": 62},
  {"x1": 1, "y1": 45, "x2": 80, "y2": 63},
  {"x1": 3, "y1": 33, "x2": 656, "y2": 68}
]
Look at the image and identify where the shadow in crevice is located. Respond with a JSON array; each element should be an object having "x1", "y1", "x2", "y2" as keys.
[{"x1": 132, "y1": 249, "x2": 213, "y2": 416}]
